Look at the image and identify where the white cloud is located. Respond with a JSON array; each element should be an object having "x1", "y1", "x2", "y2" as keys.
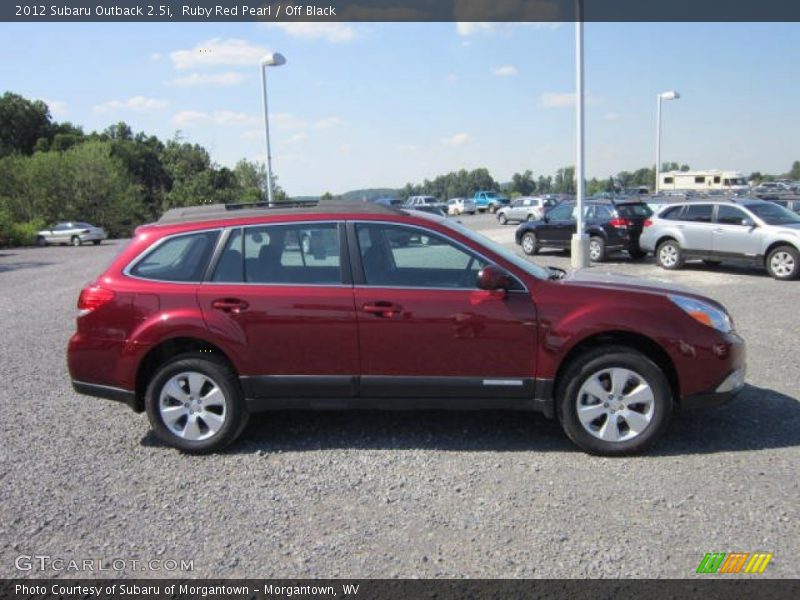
[
  {"x1": 240, "y1": 129, "x2": 262, "y2": 140},
  {"x1": 170, "y1": 38, "x2": 269, "y2": 70},
  {"x1": 442, "y1": 133, "x2": 473, "y2": 146},
  {"x1": 150, "y1": 52, "x2": 162, "y2": 61},
  {"x1": 290, "y1": 132, "x2": 309, "y2": 142},
  {"x1": 41, "y1": 99, "x2": 67, "y2": 119},
  {"x1": 171, "y1": 110, "x2": 211, "y2": 127},
  {"x1": 171, "y1": 110, "x2": 258, "y2": 127},
  {"x1": 456, "y1": 22, "x2": 497, "y2": 36},
  {"x1": 93, "y1": 96, "x2": 168, "y2": 113},
  {"x1": 492, "y1": 65, "x2": 518, "y2": 77},
  {"x1": 314, "y1": 116, "x2": 346, "y2": 130},
  {"x1": 540, "y1": 92, "x2": 603, "y2": 108},
  {"x1": 264, "y1": 23, "x2": 356, "y2": 43},
  {"x1": 396, "y1": 144, "x2": 418, "y2": 151},
  {"x1": 271, "y1": 113, "x2": 306, "y2": 130},
  {"x1": 446, "y1": 73, "x2": 458, "y2": 84},
  {"x1": 168, "y1": 72, "x2": 247, "y2": 87},
  {"x1": 340, "y1": 143, "x2": 353, "y2": 153},
  {"x1": 604, "y1": 112, "x2": 622, "y2": 121}
]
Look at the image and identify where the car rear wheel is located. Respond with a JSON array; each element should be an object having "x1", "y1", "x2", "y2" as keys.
[
  {"x1": 589, "y1": 237, "x2": 606, "y2": 262},
  {"x1": 71, "y1": 236, "x2": 81, "y2": 247},
  {"x1": 489, "y1": 204, "x2": 498, "y2": 214},
  {"x1": 92, "y1": 240, "x2": 102, "y2": 246},
  {"x1": 521, "y1": 232, "x2": 539, "y2": 256},
  {"x1": 497, "y1": 213, "x2": 508, "y2": 225},
  {"x1": 145, "y1": 354, "x2": 249, "y2": 454},
  {"x1": 656, "y1": 239, "x2": 684, "y2": 270},
  {"x1": 766, "y1": 245, "x2": 800, "y2": 280},
  {"x1": 36, "y1": 236, "x2": 46, "y2": 247},
  {"x1": 557, "y1": 346, "x2": 673, "y2": 456}
]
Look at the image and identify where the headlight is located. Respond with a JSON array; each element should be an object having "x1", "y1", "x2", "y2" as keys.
[{"x1": 668, "y1": 294, "x2": 732, "y2": 333}]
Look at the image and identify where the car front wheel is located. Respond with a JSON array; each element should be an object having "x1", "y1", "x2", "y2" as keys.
[
  {"x1": 557, "y1": 346, "x2": 673, "y2": 456},
  {"x1": 497, "y1": 213, "x2": 508, "y2": 225},
  {"x1": 71, "y1": 236, "x2": 82, "y2": 247},
  {"x1": 145, "y1": 354, "x2": 249, "y2": 453},
  {"x1": 766, "y1": 245, "x2": 799, "y2": 280},
  {"x1": 656, "y1": 239, "x2": 684, "y2": 269},
  {"x1": 521, "y1": 232, "x2": 539, "y2": 255}
]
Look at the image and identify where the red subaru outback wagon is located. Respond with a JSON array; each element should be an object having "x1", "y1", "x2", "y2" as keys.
[{"x1": 67, "y1": 202, "x2": 745, "y2": 455}]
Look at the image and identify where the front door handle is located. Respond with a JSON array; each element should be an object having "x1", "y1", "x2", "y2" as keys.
[
  {"x1": 362, "y1": 301, "x2": 402, "y2": 318},
  {"x1": 211, "y1": 298, "x2": 249, "y2": 314}
]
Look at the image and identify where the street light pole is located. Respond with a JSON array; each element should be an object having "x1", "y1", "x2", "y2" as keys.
[
  {"x1": 655, "y1": 90, "x2": 680, "y2": 194},
  {"x1": 260, "y1": 52, "x2": 286, "y2": 207},
  {"x1": 571, "y1": 0, "x2": 590, "y2": 269}
]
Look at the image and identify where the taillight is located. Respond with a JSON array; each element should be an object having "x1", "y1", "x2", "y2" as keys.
[
  {"x1": 643, "y1": 219, "x2": 653, "y2": 228},
  {"x1": 609, "y1": 217, "x2": 630, "y2": 228},
  {"x1": 77, "y1": 285, "x2": 115, "y2": 316}
]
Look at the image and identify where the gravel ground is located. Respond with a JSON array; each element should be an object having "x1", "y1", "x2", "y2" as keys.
[{"x1": 0, "y1": 217, "x2": 798, "y2": 579}]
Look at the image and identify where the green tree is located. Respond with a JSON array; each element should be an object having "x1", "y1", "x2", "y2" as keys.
[
  {"x1": 510, "y1": 170, "x2": 536, "y2": 196},
  {"x1": 0, "y1": 92, "x2": 53, "y2": 157},
  {"x1": 788, "y1": 161, "x2": 800, "y2": 180}
]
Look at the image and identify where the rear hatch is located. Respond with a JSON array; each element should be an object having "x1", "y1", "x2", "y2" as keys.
[{"x1": 615, "y1": 202, "x2": 653, "y2": 244}]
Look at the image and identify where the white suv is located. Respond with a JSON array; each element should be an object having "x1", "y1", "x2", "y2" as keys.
[{"x1": 496, "y1": 197, "x2": 556, "y2": 225}]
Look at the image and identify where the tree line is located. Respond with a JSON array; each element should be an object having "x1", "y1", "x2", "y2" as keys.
[{"x1": 0, "y1": 92, "x2": 285, "y2": 245}]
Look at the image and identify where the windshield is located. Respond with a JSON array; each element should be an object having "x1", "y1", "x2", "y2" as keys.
[
  {"x1": 444, "y1": 219, "x2": 550, "y2": 280},
  {"x1": 746, "y1": 203, "x2": 800, "y2": 225},
  {"x1": 484, "y1": 192, "x2": 498, "y2": 198}
]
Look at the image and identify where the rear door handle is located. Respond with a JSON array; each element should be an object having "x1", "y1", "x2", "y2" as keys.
[
  {"x1": 211, "y1": 298, "x2": 249, "y2": 314},
  {"x1": 362, "y1": 301, "x2": 402, "y2": 318}
]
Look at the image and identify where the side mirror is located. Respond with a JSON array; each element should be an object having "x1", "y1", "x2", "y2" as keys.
[
  {"x1": 742, "y1": 218, "x2": 756, "y2": 227},
  {"x1": 476, "y1": 264, "x2": 514, "y2": 292}
]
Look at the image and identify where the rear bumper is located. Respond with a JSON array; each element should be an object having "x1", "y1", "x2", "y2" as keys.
[
  {"x1": 71, "y1": 380, "x2": 139, "y2": 411},
  {"x1": 680, "y1": 367, "x2": 746, "y2": 409},
  {"x1": 79, "y1": 232, "x2": 107, "y2": 242}
]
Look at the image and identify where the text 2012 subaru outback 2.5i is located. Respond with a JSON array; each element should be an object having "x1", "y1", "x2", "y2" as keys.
[{"x1": 68, "y1": 202, "x2": 746, "y2": 455}]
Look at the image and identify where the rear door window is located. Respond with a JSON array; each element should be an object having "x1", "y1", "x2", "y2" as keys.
[
  {"x1": 681, "y1": 204, "x2": 713, "y2": 223},
  {"x1": 130, "y1": 230, "x2": 220, "y2": 282},
  {"x1": 214, "y1": 223, "x2": 342, "y2": 285}
]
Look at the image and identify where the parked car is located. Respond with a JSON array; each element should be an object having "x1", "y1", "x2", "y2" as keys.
[
  {"x1": 496, "y1": 196, "x2": 557, "y2": 225},
  {"x1": 473, "y1": 191, "x2": 511, "y2": 213},
  {"x1": 514, "y1": 199, "x2": 652, "y2": 262},
  {"x1": 404, "y1": 195, "x2": 446, "y2": 210},
  {"x1": 446, "y1": 197, "x2": 477, "y2": 216},
  {"x1": 767, "y1": 197, "x2": 800, "y2": 215},
  {"x1": 36, "y1": 222, "x2": 107, "y2": 247},
  {"x1": 67, "y1": 201, "x2": 745, "y2": 456},
  {"x1": 640, "y1": 198, "x2": 800, "y2": 279}
]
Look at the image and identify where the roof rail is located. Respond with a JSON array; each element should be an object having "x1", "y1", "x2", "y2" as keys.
[{"x1": 156, "y1": 199, "x2": 401, "y2": 225}]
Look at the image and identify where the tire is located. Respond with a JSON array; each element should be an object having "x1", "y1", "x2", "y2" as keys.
[
  {"x1": 702, "y1": 259, "x2": 721, "y2": 267},
  {"x1": 656, "y1": 239, "x2": 684, "y2": 270},
  {"x1": 766, "y1": 245, "x2": 800, "y2": 280},
  {"x1": 92, "y1": 240, "x2": 101, "y2": 246},
  {"x1": 145, "y1": 354, "x2": 249, "y2": 454},
  {"x1": 521, "y1": 232, "x2": 539, "y2": 256},
  {"x1": 589, "y1": 236, "x2": 606, "y2": 262},
  {"x1": 71, "y1": 236, "x2": 81, "y2": 247},
  {"x1": 556, "y1": 346, "x2": 673, "y2": 456},
  {"x1": 526, "y1": 214, "x2": 535, "y2": 222},
  {"x1": 628, "y1": 248, "x2": 647, "y2": 260},
  {"x1": 489, "y1": 204, "x2": 498, "y2": 214},
  {"x1": 36, "y1": 236, "x2": 46, "y2": 247},
  {"x1": 498, "y1": 213, "x2": 508, "y2": 225}
]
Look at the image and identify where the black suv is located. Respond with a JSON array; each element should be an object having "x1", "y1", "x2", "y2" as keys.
[{"x1": 514, "y1": 199, "x2": 653, "y2": 261}]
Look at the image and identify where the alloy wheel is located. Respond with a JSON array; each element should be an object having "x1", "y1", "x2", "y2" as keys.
[
  {"x1": 159, "y1": 371, "x2": 227, "y2": 441},
  {"x1": 575, "y1": 367, "x2": 655, "y2": 443},
  {"x1": 770, "y1": 251, "x2": 795, "y2": 278},
  {"x1": 659, "y1": 244, "x2": 678, "y2": 267}
]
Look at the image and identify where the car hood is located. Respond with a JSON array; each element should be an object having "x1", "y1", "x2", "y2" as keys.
[{"x1": 560, "y1": 268, "x2": 701, "y2": 297}]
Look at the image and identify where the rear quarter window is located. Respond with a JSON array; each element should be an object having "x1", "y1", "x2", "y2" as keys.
[
  {"x1": 129, "y1": 230, "x2": 219, "y2": 282},
  {"x1": 616, "y1": 204, "x2": 653, "y2": 218}
]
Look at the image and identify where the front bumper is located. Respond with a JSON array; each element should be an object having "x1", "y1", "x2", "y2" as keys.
[{"x1": 681, "y1": 367, "x2": 746, "y2": 409}]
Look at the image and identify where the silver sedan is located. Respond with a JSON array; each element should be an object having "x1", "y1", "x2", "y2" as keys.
[{"x1": 37, "y1": 222, "x2": 107, "y2": 247}]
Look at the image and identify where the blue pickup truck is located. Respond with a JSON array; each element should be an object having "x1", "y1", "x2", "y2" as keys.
[{"x1": 473, "y1": 190, "x2": 511, "y2": 213}]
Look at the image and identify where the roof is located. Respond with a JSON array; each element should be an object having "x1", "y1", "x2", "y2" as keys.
[{"x1": 156, "y1": 200, "x2": 403, "y2": 226}]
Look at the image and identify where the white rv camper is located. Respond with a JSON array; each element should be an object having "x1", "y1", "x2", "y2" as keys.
[{"x1": 659, "y1": 170, "x2": 749, "y2": 192}]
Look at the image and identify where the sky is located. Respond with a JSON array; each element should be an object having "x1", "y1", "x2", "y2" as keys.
[{"x1": 0, "y1": 21, "x2": 798, "y2": 196}]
